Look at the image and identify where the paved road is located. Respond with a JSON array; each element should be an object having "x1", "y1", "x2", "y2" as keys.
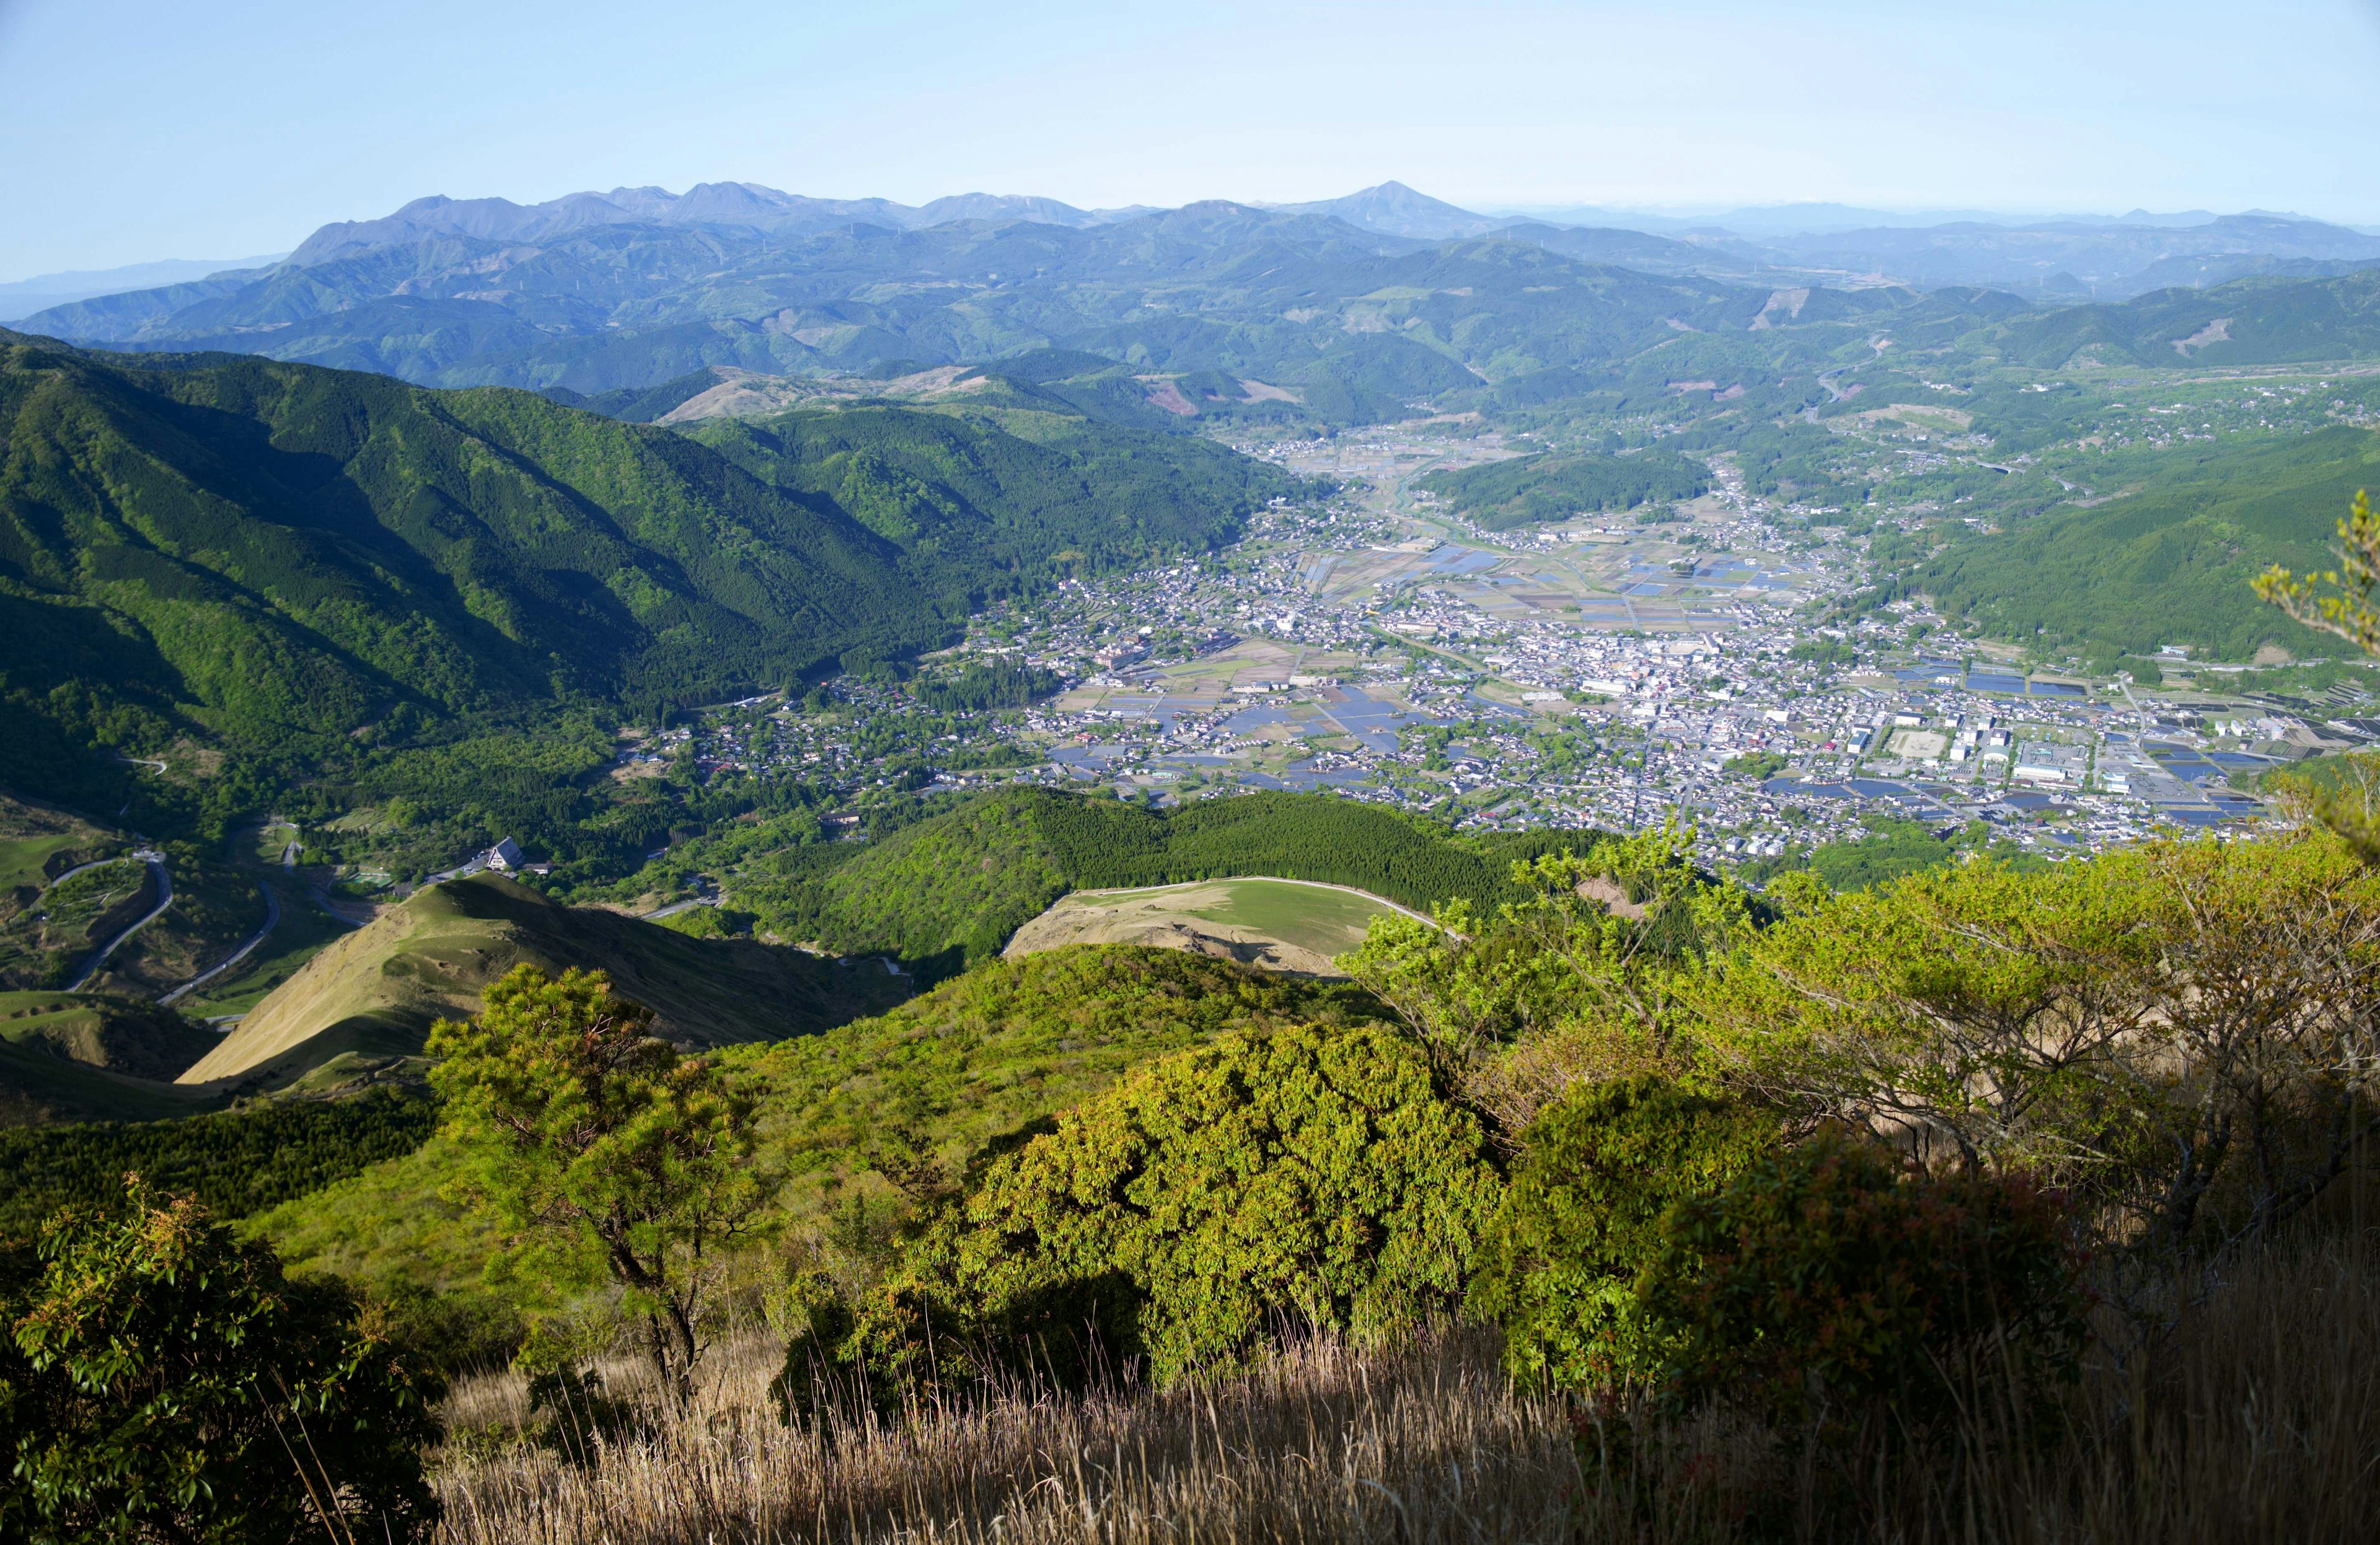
[
  {"x1": 159, "y1": 881, "x2": 281, "y2": 1006},
  {"x1": 66, "y1": 850, "x2": 172, "y2": 992},
  {"x1": 639, "y1": 895, "x2": 720, "y2": 921}
]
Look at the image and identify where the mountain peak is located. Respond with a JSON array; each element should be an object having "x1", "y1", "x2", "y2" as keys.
[{"x1": 1265, "y1": 183, "x2": 1497, "y2": 240}]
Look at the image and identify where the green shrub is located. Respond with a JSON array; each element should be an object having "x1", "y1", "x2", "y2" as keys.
[
  {"x1": 356, "y1": 1277, "x2": 528, "y2": 1382},
  {"x1": 1640, "y1": 1134, "x2": 2089, "y2": 1433},
  {"x1": 1465, "y1": 1077, "x2": 1779, "y2": 1391},
  {"x1": 782, "y1": 1021, "x2": 1502, "y2": 1404},
  {"x1": 0, "y1": 1183, "x2": 441, "y2": 1543}
]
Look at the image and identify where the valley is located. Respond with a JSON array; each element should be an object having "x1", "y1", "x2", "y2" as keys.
[{"x1": 10, "y1": 148, "x2": 2380, "y2": 1543}]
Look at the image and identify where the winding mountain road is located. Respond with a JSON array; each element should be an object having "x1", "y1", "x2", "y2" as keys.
[
  {"x1": 159, "y1": 882, "x2": 281, "y2": 1006},
  {"x1": 65, "y1": 850, "x2": 173, "y2": 992}
]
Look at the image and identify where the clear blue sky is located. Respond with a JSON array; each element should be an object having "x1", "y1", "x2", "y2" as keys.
[{"x1": 4, "y1": 0, "x2": 2378, "y2": 281}]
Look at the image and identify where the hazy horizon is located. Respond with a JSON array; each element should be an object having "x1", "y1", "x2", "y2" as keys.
[{"x1": 5, "y1": 0, "x2": 2380, "y2": 281}]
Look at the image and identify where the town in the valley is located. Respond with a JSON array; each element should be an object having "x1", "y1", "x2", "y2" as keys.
[{"x1": 651, "y1": 422, "x2": 2363, "y2": 875}]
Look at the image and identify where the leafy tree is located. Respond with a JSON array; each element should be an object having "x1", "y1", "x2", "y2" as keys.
[
  {"x1": 2257, "y1": 489, "x2": 2380, "y2": 858},
  {"x1": 0, "y1": 1182, "x2": 439, "y2": 1544},
  {"x1": 426, "y1": 965, "x2": 777, "y2": 1401},
  {"x1": 1466, "y1": 1076, "x2": 1779, "y2": 1391},
  {"x1": 783, "y1": 1022, "x2": 1502, "y2": 1402},
  {"x1": 1641, "y1": 1133, "x2": 2089, "y2": 1436},
  {"x1": 1339, "y1": 823, "x2": 1748, "y2": 1124},
  {"x1": 1697, "y1": 834, "x2": 2380, "y2": 1257}
]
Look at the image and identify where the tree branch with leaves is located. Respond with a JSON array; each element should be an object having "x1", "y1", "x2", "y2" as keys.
[{"x1": 426, "y1": 965, "x2": 779, "y2": 1403}]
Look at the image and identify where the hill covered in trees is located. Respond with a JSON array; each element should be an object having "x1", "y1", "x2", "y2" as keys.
[
  {"x1": 736, "y1": 787, "x2": 1601, "y2": 978},
  {"x1": 0, "y1": 332, "x2": 1285, "y2": 823},
  {"x1": 1418, "y1": 447, "x2": 1711, "y2": 529},
  {"x1": 1919, "y1": 425, "x2": 2380, "y2": 660}
]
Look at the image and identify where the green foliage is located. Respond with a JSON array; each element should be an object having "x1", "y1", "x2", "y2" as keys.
[
  {"x1": 912, "y1": 662, "x2": 1060, "y2": 713},
  {"x1": 1922, "y1": 426, "x2": 2380, "y2": 659},
  {"x1": 1695, "y1": 832, "x2": 2380, "y2": 1252},
  {"x1": 1419, "y1": 449, "x2": 1710, "y2": 530},
  {"x1": 0, "y1": 1090, "x2": 436, "y2": 1236},
  {"x1": 739, "y1": 789, "x2": 1069, "y2": 974},
  {"x1": 1807, "y1": 817, "x2": 1960, "y2": 892},
  {"x1": 0, "y1": 1182, "x2": 439, "y2": 1543},
  {"x1": 1722, "y1": 751, "x2": 1786, "y2": 780},
  {"x1": 426, "y1": 965, "x2": 777, "y2": 1398},
  {"x1": 687, "y1": 405, "x2": 1290, "y2": 613},
  {"x1": 1641, "y1": 1135, "x2": 2089, "y2": 1433},
  {"x1": 1786, "y1": 638, "x2": 1857, "y2": 665},
  {"x1": 798, "y1": 1021, "x2": 1501, "y2": 1398},
  {"x1": 738, "y1": 945, "x2": 1383, "y2": 1227},
  {"x1": 1339, "y1": 825, "x2": 1749, "y2": 1079},
  {"x1": 1465, "y1": 1077, "x2": 1779, "y2": 1391},
  {"x1": 741, "y1": 789, "x2": 1559, "y2": 977}
]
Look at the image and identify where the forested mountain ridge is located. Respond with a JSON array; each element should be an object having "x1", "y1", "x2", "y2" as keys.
[
  {"x1": 13, "y1": 204, "x2": 1996, "y2": 410},
  {"x1": 0, "y1": 332, "x2": 1284, "y2": 814},
  {"x1": 1916, "y1": 424, "x2": 2380, "y2": 661}
]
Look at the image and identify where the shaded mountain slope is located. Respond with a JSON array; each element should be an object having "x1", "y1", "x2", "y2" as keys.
[
  {"x1": 0, "y1": 333, "x2": 1277, "y2": 812},
  {"x1": 178, "y1": 872, "x2": 911, "y2": 1090}
]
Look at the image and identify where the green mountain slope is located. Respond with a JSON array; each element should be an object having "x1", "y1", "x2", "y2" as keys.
[
  {"x1": 1980, "y1": 270, "x2": 2380, "y2": 369},
  {"x1": 0, "y1": 331, "x2": 938, "y2": 799},
  {"x1": 0, "y1": 334, "x2": 1278, "y2": 822},
  {"x1": 739, "y1": 788, "x2": 1579, "y2": 978},
  {"x1": 1919, "y1": 426, "x2": 2380, "y2": 660},
  {"x1": 250, "y1": 944, "x2": 1376, "y2": 1292},
  {"x1": 177, "y1": 873, "x2": 910, "y2": 1091},
  {"x1": 684, "y1": 404, "x2": 1291, "y2": 611}
]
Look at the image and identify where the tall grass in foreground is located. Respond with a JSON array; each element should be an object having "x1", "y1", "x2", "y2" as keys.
[
  {"x1": 433, "y1": 1325, "x2": 1577, "y2": 1543},
  {"x1": 430, "y1": 1231, "x2": 2380, "y2": 1544}
]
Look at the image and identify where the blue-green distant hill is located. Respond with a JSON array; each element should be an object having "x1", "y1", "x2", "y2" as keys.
[{"x1": 1980, "y1": 270, "x2": 2380, "y2": 369}]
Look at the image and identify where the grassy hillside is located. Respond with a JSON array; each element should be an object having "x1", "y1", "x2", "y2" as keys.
[
  {"x1": 739, "y1": 788, "x2": 1579, "y2": 978},
  {"x1": 178, "y1": 873, "x2": 911, "y2": 1090},
  {"x1": 1003, "y1": 878, "x2": 1410, "y2": 975},
  {"x1": 1418, "y1": 448, "x2": 1711, "y2": 529},
  {"x1": 0, "y1": 989, "x2": 221, "y2": 1125},
  {"x1": 1919, "y1": 426, "x2": 2380, "y2": 660},
  {"x1": 250, "y1": 944, "x2": 1375, "y2": 1291}
]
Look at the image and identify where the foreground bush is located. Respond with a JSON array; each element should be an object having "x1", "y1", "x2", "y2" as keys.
[
  {"x1": 1641, "y1": 1134, "x2": 2091, "y2": 1435},
  {"x1": 0, "y1": 1183, "x2": 439, "y2": 1544},
  {"x1": 436, "y1": 1230, "x2": 2380, "y2": 1545},
  {"x1": 1465, "y1": 1076, "x2": 1779, "y2": 1391},
  {"x1": 782, "y1": 1021, "x2": 1502, "y2": 1406}
]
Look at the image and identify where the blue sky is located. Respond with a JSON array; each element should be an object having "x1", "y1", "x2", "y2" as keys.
[{"x1": 3, "y1": 0, "x2": 2378, "y2": 280}]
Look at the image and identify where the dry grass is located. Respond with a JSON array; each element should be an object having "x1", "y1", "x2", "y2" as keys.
[
  {"x1": 429, "y1": 1231, "x2": 2380, "y2": 1544},
  {"x1": 431, "y1": 1325, "x2": 1580, "y2": 1544}
]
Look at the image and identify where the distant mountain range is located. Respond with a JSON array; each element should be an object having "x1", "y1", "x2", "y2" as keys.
[
  {"x1": 0, "y1": 253, "x2": 288, "y2": 322},
  {"x1": 15, "y1": 182, "x2": 2380, "y2": 405}
]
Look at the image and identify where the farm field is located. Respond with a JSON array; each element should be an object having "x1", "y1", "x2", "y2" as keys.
[{"x1": 1003, "y1": 876, "x2": 1415, "y2": 975}]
